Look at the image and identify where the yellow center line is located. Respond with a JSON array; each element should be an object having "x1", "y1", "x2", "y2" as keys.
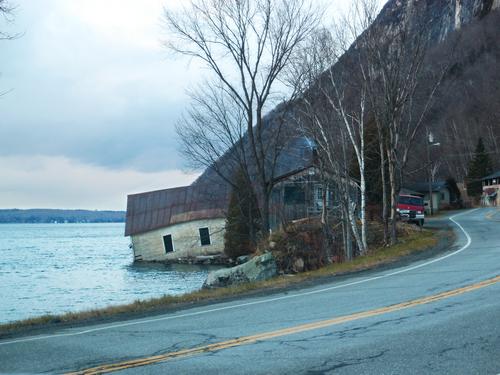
[
  {"x1": 486, "y1": 208, "x2": 500, "y2": 221},
  {"x1": 67, "y1": 275, "x2": 500, "y2": 375}
]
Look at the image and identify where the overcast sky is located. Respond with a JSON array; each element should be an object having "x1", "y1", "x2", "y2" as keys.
[{"x1": 0, "y1": 0, "x2": 367, "y2": 211}]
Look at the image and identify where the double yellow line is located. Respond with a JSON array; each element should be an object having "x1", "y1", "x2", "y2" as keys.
[{"x1": 67, "y1": 274, "x2": 500, "y2": 374}]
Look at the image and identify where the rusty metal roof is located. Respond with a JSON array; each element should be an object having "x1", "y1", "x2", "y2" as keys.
[{"x1": 125, "y1": 184, "x2": 230, "y2": 236}]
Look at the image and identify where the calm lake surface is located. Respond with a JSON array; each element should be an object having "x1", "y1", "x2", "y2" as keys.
[{"x1": 0, "y1": 223, "x2": 217, "y2": 323}]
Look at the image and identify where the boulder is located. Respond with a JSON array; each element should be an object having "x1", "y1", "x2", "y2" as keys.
[{"x1": 203, "y1": 252, "x2": 277, "y2": 288}]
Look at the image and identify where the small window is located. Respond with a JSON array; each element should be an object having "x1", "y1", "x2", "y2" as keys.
[
  {"x1": 163, "y1": 234, "x2": 174, "y2": 253},
  {"x1": 315, "y1": 186, "x2": 323, "y2": 201},
  {"x1": 284, "y1": 185, "x2": 305, "y2": 204},
  {"x1": 199, "y1": 227, "x2": 211, "y2": 246},
  {"x1": 315, "y1": 185, "x2": 330, "y2": 206}
]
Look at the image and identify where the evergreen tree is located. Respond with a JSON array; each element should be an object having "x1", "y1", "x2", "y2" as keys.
[
  {"x1": 466, "y1": 137, "x2": 493, "y2": 197},
  {"x1": 224, "y1": 169, "x2": 261, "y2": 259}
]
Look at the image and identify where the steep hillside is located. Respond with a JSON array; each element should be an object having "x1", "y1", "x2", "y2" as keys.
[
  {"x1": 318, "y1": 0, "x2": 500, "y2": 184},
  {"x1": 192, "y1": 0, "x2": 499, "y2": 190},
  {"x1": 416, "y1": 8, "x2": 500, "y2": 181}
]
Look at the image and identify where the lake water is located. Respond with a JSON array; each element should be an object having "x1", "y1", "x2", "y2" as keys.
[{"x1": 0, "y1": 223, "x2": 217, "y2": 324}]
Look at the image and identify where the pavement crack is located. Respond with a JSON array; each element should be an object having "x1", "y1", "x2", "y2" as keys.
[{"x1": 306, "y1": 349, "x2": 389, "y2": 375}]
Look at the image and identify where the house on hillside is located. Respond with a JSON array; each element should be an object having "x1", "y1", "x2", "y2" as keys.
[
  {"x1": 482, "y1": 170, "x2": 500, "y2": 206},
  {"x1": 270, "y1": 166, "x2": 343, "y2": 229}
]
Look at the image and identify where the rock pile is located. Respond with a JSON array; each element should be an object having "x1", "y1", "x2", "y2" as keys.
[{"x1": 203, "y1": 252, "x2": 277, "y2": 288}]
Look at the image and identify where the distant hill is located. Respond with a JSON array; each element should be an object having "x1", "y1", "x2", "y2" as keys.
[{"x1": 0, "y1": 209, "x2": 126, "y2": 224}]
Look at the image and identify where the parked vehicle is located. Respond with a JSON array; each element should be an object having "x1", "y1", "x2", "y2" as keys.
[{"x1": 397, "y1": 194, "x2": 425, "y2": 226}]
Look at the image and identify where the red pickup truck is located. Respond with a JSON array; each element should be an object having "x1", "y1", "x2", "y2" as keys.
[{"x1": 397, "y1": 194, "x2": 425, "y2": 226}]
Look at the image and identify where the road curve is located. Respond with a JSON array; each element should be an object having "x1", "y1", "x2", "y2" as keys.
[{"x1": 0, "y1": 208, "x2": 499, "y2": 374}]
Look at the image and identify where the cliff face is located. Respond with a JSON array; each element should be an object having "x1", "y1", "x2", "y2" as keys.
[
  {"x1": 375, "y1": 0, "x2": 497, "y2": 43},
  {"x1": 341, "y1": 0, "x2": 499, "y2": 181}
]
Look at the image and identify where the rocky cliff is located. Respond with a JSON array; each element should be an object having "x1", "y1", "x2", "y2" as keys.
[{"x1": 374, "y1": 0, "x2": 498, "y2": 43}]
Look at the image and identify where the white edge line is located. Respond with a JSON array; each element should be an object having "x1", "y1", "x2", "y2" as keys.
[{"x1": 0, "y1": 208, "x2": 480, "y2": 346}]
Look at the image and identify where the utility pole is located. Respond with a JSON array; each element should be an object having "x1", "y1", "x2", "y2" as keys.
[{"x1": 426, "y1": 128, "x2": 440, "y2": 216}]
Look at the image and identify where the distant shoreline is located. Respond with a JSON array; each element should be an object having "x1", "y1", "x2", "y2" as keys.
[
  {"x1": 0, "y1": 221, "x2": 125, "y2": 224},
  {"x1": 0, "y1": 209, "x2": 125, "y2": 224}
]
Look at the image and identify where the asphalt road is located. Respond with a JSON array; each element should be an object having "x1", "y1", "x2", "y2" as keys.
[{"x1": 1, "y1": 208, "x2": 499, "y2": 374}]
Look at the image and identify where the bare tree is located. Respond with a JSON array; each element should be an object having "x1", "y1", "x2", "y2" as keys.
[
  {"x1": 287, "y1": 0, "x2": 381, "y2": 255},
  {"x1": 319, "y1": 0, "x2": 381, "y2": 254},
  {"x1": 291, "y1": 0, "x2": 449, "y2": 248},
  {"x1": 0, "y1": 0, "x2": 16, "y2": 40},
  {"x1": 176, "y1": 81, "x2": 262, "y2": 245},
  {"x1": 0, "y1": 0, "x2": 16, "y2": 97},
  {"x1": 287, "y1": 34, "x2": 365, "y2": 260},
  {"x1": 360, "y1": 4, "x2": 447, "y2": 245},
  {"x1": 297, "y1": 92, "x2": 361, "y2": 261},
  {"x1": 177, "y1": 82, "x2": 250, "y2": 185},
  {"x1": 164, "y1": 0, "x2": 320, "y2": 235}
]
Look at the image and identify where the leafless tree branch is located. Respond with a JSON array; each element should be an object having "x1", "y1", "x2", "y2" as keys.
[{"x1": 166, "y1": 0, "x2": 320, "y2": 234}]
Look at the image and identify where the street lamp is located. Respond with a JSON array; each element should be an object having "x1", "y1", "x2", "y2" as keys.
[{"x1": 426, "y1": 128, "x2": 440, "y2": 216}]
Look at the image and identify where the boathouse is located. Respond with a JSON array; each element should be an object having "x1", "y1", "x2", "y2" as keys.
[{"x1": 125, "y1": 183, "x2": 230, "y2": 262}]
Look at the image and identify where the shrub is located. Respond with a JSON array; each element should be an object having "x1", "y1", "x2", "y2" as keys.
[{"x1": 271, "y1": 219, "x2": 338, "y2": 273}]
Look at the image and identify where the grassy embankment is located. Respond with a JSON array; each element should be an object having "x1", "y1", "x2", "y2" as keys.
[{"x1": 0, "y1": 228, "x2": 440, "y2": 336}]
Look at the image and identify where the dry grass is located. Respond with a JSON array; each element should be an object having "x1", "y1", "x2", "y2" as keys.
[{"x1": 0, "y1": 229, "x2": 439, "y2": 336}]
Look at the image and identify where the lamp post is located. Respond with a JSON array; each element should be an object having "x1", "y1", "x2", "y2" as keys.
[{"x1": 426, "y1": 128, "x2": 440, "y2": 216}]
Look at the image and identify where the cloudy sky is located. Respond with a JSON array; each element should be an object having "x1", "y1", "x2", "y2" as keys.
[{"x1": 0, "y1": 0, "x2": 360, "y2": 211}]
